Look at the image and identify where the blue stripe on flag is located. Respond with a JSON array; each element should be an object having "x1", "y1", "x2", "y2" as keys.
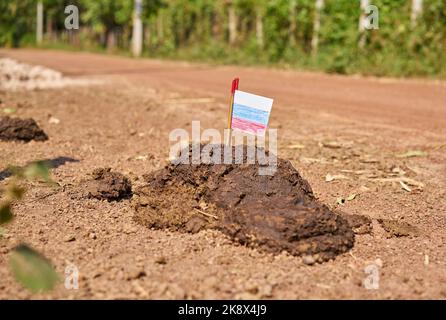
[{"x1": 232, "y1": 103, "x2": 270, "y2": 125}]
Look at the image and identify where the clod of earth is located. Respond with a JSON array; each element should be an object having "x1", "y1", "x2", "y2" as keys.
[
  {"x1": 83, "y1": 168, "x2": 132, "y2": 201},
  {"x1": 0, "y1": 116, "x2": 48, "y2": 142},
  {"x1": 340, "y1": 213, "x2": 373, "y2": 235},
  {"x1": 133, "y1": 144, "x2": 355, "y2": 262},
  {"x1": 378, "y1": 219, "x2": 420, "y2": 238}
]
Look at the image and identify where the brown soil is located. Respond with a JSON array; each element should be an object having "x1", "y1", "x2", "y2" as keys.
[
  {"x1": 134, "y1": 144, "x2": 354, "y2": 262},
  {"x1": 0, "y1": 49, "x2": 445, "y2": 299},
  {"x1": 0, "y1": 116, "x2": 48, "y2": 142},
  {"x1": 82, "y1": 168, "x2": 132, "y2": 201}
]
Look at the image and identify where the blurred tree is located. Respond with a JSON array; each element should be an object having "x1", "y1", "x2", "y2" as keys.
[
  {"x1": 0, "y1": 0, "x2": 36, "y2": 47},
  {"x1": 289, "y1": 0, "x2": 297, "y2": 46},
  {"x1": 411, "y1": 0, "x2": 423, "y2": 27},
  {"x1": 227, "y1": 0, "x2": 237, "y2": 45},
  {"x1": 358, "y1": 0, "x2": 370, "y2": 49},
  {"x1": 80, "y1": 0, "x2": 133, "y2": 50},
  {"x1": 42, "y1": 0, "x2": 79, "y2": 39},
  {"x1": 132, "y1": 0, "x2": 143, "y2": 56},
  {"x1": 1, "y1": 0, "x2": 446, "y2": 77},
  {"x1": 36, "y1": 1, "x2": 44, "y2": 44},
  {"x1": 312, "y1": 0, "x2": 324, "y2": 55},
  {"x1": 254, "y1": 0, "x2": 266, "y2": 48}
]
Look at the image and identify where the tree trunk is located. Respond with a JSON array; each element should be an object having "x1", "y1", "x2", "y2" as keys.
[
  {"x1": 46, "y1": 15, "x2": 53, "y2": 41},
  {"x1": 289, "y1": 0, "x2": 297, "y2": 46},
  {"x1": 211, "y1": 11, "x2": 222, "y2": 40},
  {"x1": 411, "y1": 0, "x2": 423, "y2": 27},
  {"x1": 145, "y1": 25, "x2": 151, "y2": 49},
  {"x1": 132, "y1": 0, "x2": 143, "y2": 57},
  {"x1": 36, "y1": 1, "x2": 43, "y2": 44},
  {"x1": 228, "y1": 4, "x2": 237, "y2": 45},
  {"x1": 255, "y1": 7, "x2": 264, "y2": 47},
  {"x1": 358, "y1": 0, "x2": 369, "y2": 49},
  {"x1": 311, "y1": 0, "x2": 324, "y2": 55},
  {"x1": 157, "y1": 12, "x2": 164, "y2": 45},
  {"x1": 106, "y1": 29, "x2": 116, "y2": 52}
]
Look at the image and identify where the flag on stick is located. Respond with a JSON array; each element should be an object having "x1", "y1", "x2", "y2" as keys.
[
  {"x1": 227, "y1": 78, "x2": 274, "y2": 143},
  {"x1": 229, "y1": 88, "x2": 273, "y2": 137}
]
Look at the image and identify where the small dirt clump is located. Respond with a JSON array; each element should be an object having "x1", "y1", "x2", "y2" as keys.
[
  {"x1": 84, "y1": 168, "x2": 132, "y2": 201},
  {"x1": 0, "y1": 116, "x2": 48, "y2": 142},
  {"x1": 341, "y1": 213, "x2": 373, "y2": 235},
  {"x1": 133, "y1": 144, "x2": 355, "y2": 262},
  {"x1": 378, "y1": 219, "x2": 420, "y2": 238}
]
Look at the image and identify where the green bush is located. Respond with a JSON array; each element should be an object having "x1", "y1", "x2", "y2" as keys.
[{"x1": 2, "y1": 0, "x2": 446, "y2": 78}]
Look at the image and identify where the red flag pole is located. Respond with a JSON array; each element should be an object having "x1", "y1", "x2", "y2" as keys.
[{"x1": 226, "y1": 78, "x2": 239, "y2": 146}]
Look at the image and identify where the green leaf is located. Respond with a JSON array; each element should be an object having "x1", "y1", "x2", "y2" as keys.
[
  {"x1": 23, "y1": 161, "x2": 51, "y2": 183},
  {"x1": 0, "y1": 202, "x2": 13, "y2": 225},
  {"x1": 7, "y1": 165, "x2": 23, "y2": 178},
  {"x1": 9, "y1": 244, "x2": 59, "y2": 293}
]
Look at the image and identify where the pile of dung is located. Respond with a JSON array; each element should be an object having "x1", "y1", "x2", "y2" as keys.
[
  {"x1": 83, "y1": 168, "x2": 132, "y2": 201},
  {"x1": 0, "y1": 116, "x2": 48, "y2": 142},
  {"x1": 133, "y1": 144, "x2": 354, "y2": 262}
]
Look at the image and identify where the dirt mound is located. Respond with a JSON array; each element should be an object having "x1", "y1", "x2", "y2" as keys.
[
  {"x1": 0, "y1": 116, "x2": 48, "y2": 142},
  {"x1": 133, "y1": 144, "x2": 354, "y2": 262},
  {"x1": 83, "y1": 168, "x2": 132, "y2": 201},
  {"x1": 0, "y1": 58, "x2": 99, "y2": 91}
]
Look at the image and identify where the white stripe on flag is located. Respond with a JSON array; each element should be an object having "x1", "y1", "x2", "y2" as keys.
[{"x1": 233, "y1": 90, "x2": 274, "y2": 112}]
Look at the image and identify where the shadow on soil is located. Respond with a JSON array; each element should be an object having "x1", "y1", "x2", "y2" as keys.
[{"x1": 0, "y1": 156, "x2": 79, "y2": 181}]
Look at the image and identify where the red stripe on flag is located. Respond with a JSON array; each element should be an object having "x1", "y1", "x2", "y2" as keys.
[{"x1": 232, "y1": 117, "x2": 266, "y2": 135}]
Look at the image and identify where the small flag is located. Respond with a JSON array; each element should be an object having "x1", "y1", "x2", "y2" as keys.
[{"x1": 231, "y1": 89, "x2": 274, "y2": 136}]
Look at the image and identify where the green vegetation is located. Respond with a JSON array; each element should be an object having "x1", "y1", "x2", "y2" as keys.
[
  {"x1": 2, "y1": 1, "x2": 446, "y2": 76},
  {"x1": 9, "y1": 244, "x2": 60, "y2": 293},
  {"x1": 0, "y1": 161, "x2": 59, "y2": 293}
]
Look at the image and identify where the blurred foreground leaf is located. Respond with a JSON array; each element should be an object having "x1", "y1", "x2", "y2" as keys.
[
  {"x1": 6, "y1": 185, "x2": 25, "y2": 200},
  {"x1": 0, "y1": 203, "x2": 13, "y2": 225},
  {"x1": 9, "y1": 244, "x2": 59, "y2": 293},
  {"x1": 23, "y1": 161, "x2": 51, "y2": 182}
]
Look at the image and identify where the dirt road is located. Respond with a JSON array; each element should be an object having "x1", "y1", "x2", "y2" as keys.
[
  {"x1": 4, "y1": 48, "x2": 446, "y2": 134},
  {"x1": 0, "y1": 49, "x2": 445, "y2": 299}
]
